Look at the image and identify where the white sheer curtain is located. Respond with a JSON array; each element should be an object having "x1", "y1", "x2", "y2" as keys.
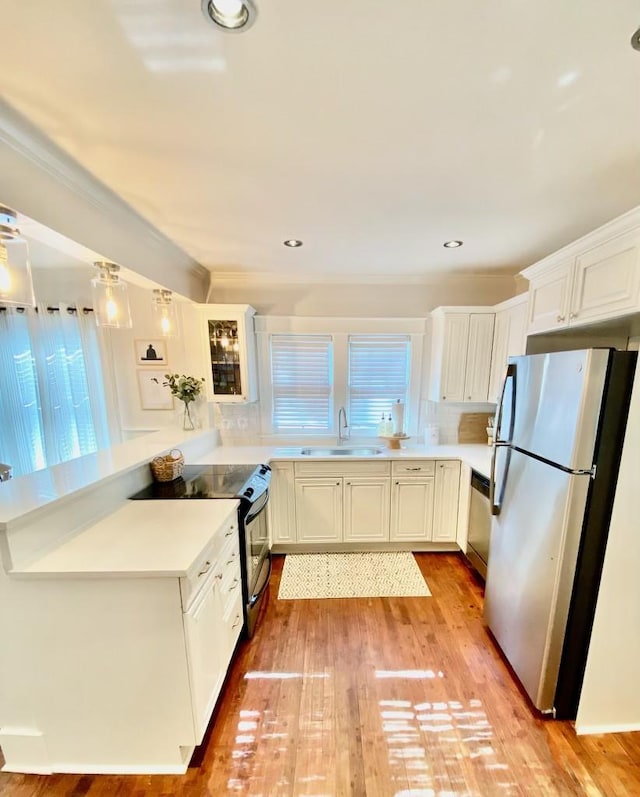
[
  {"x1": 0, "y1": 304, "x2": 111, "y2": 477},
  {"x1": 0, "y1": 308, "x2": 45, "y2": 475}
]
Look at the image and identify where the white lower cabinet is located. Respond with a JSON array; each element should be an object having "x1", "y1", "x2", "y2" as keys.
[
  {"x1": 268, "y1": 461, "x2": 297, "y2": 544},
  {"x1": 183, "y1": 572, "x2": 226, "y2": 741},
  {"x1": 390, "y1": 478, "x2": 435, "y2": 541},
  {"x1": 344, "y1": 478, "x2": 390, "y2": 542},
  {"x1": 432, "y1": 460, "x2": 461, "y2": 542},
  {"x1": 274, "y1": 458, "x2": 462, "y2": 548},
  {"x1": 295, "y1": 477, "x2": 343, "y2": 543}
]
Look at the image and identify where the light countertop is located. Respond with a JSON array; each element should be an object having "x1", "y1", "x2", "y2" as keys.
[
  {"x1": 192, "y1": 443, "x2": 493, "y2": 479},
  {"x1": 0, "y1": 427, "x2": 217, "y2": 529},
  {"x1": 14, "y1": 500, "x2": 238, "y2": 578}
]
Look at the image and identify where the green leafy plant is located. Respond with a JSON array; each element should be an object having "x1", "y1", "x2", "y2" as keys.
[
  {"x1": 163, "y1": 374, "x2": 206, "y2": 430},
  {"x1": 163, "y1": 373, "x2": 205, "y2": 404}
]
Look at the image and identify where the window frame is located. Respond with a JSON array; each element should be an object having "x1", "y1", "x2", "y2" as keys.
[{"x1": 256, "y1": 317, "x2": 426, "y2": 441}]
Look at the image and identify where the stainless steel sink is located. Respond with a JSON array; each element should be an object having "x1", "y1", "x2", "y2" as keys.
[{"x1": 300, "y1": 446, "x2": 384, "y2": 456}]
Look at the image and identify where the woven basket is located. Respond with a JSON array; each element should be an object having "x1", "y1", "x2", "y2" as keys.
[{"x1": 150, "y1": 449, "x2": 185, "y2": 482}]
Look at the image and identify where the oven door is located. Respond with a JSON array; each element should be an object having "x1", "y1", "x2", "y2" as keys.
[{"x1": 242, "y1": 489, "x2": 271, "y2": 637}]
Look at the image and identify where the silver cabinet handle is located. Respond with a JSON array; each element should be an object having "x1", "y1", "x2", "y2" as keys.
[
  {"x1": 556, "y1": 314, "x2": 565, "y2": 322},
  {"x1": 569, "y1": 311, "x2": 577, "y2": 319},
  {"x1": 226, "y1": 553, "x2": 237, "y2": 565},
  {"x1": 198, "y1": 560, "x2": 211, "y2": 577},
  {"x1": 232, "y1": 614, "x2": 242, "y2": 630},
  {"x1": 406, "y1": 467, "x2": 422, "y2": 471},
  {"x1": 215, "y1": 572, "x2": 224, "y2": 580},
  {"x1": 442, "y1": 395, "x2": 446, "y2": 400},
  {"x1": 225, "y1": 528, "x2": 234, "y2": 537},
  {"x1": 229, "y1": 578, "x2": 240, "y2": 591}
]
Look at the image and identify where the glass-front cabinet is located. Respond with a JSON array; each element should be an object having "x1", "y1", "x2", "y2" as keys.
[{"x1": 197, "y1": 304, "x2": 258, "y2": 402}]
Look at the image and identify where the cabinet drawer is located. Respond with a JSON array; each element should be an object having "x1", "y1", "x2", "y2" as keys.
[
  {"x1": 294, "y1": 460, "x2": 390, "y2": 478},
  {"x1": 391, "y1": 460, "x2": 436, "y2": 476},
  {"x1": 180, "y1": 513, "x2": 238, "y2": 611}
]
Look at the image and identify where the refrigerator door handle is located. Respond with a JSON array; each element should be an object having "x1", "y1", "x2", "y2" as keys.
[
  {"x1": 491, "y1": 363, "x2": 517, "y2": 516},
  {"x1": 495, "y1": 363, "x2": 517, "y2": 444}
]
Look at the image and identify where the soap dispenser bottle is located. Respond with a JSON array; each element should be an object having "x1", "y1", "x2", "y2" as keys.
[{"x1": 377, "y1": 413, "x2": 386, "y2": 436}]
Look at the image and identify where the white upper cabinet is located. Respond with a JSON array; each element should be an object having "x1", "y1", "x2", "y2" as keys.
[
  {"x1": 428, "y1": 308, "x2": 495, "y2": 402},
  {"x1": 521, "y1": 209, "x2": 640, "y2": 336},
  {"x1": 194, "y1": 304, "x2": 258, "y2": 402},
  {"x1": 488, "y1": 294, "x2": 528, "y2": 403}
]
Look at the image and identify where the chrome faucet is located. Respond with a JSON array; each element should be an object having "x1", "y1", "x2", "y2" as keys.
[{"x1": 337, "y1": 406, "x2": 350, "y2": 445}]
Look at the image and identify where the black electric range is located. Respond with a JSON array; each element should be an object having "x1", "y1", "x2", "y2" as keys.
[{"x1": 129, "y1": 463, "x2": 272, "y2": 638}]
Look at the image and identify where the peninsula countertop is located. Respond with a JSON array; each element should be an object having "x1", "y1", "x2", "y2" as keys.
[{"x1": 13, "y1": 499, "x2": 238, "y2": 578}]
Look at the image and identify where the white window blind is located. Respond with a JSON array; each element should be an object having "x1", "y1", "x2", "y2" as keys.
[
  {"x1": 348, "y1": 335, "x2": 410, "y2": 431},
  {"x1": 270, "y1": 335, "x2": 333, "y2": 431}
]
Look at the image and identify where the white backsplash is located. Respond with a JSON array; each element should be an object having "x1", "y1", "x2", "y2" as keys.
[
  {"x1": 212, "y1": 402, "x2": 262, "y2": 445},
  {"x1": 421, "y1": 400, "x2": 496, "y2": 445}
]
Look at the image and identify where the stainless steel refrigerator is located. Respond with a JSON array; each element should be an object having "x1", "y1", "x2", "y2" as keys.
[{"x1": 484, "y1": 348, "x2": 636, "y2": 719}]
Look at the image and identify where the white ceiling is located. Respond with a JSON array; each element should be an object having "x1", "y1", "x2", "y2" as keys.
[{"x1": 3, "y1": 0, "x2": 640, "y2": 280}]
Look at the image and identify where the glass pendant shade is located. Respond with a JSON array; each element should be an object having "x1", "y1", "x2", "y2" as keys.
[
  {"x1": 152, "y1": 289, "x2": 179, "y2": 337},
  {"x1": 0, "y1": 207, "x2": 36, "y2": 307},
  {"x1": 91, "y1": 262, "x2": 132, "y2": 329}
]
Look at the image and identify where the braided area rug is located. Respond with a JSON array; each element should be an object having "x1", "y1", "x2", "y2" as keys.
[{"x1": 277, "y1": 551, "x2": 431, "y2": 599}]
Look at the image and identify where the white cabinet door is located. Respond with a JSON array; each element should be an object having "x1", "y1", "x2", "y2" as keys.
[
  {"x1": 295, "y1": 479, "x2": 343, "y2": 543},
  {"x1": 464, "y1": 313, "x2": 495, "y2": 402},
  {"x1": 344, "y1": 478, "x2": 390, "y2": 542},
  {"x1": 432, "y1": 461, "x2": 461, "y2": 542},
  {"x1": 390, "y1": 478, "x2": 435, "y2": 542},
  {"x1": 506, "y1": 298, "x2": 528, "y2": 357},
  {"x1": 268, "y1": 462, "x2": 297, "y2": 545},
  {"x1": 488, "y1": 309, "x2": 510, "y2": 404},
  {"x1": 183, "y1": 574, "x2": 225, "y2": 743},
  {"x1": 571, "y1": 231, "x2": 640, "y2": 325},
  {"x1": 439, "y1": 313, "x2": 470, "y2": 401},
  {"x1": 526, "y1": 261, "x2": 572, "y2": 334},
  {"x1": 196, "y1": 304, "x2": 258, "y2": 402}
]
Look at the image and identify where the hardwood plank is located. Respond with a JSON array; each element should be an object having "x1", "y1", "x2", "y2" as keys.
[{"x1": 2, "y1": 553, "x2": 640, "y2": 796}]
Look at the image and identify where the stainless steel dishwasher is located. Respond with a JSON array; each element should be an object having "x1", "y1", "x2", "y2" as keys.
[{"x1": 466, "y1": 470, "x2": 491, "y2": 579}]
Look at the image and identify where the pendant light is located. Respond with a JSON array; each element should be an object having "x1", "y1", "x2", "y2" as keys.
[
  {"x1": 91, "y1": 262, "x2": 132, "y2": 329},
  {"x1": 0, "y1": 206, "x2": 36, "y2": 307},
  {"x1": 152, "y1": 289, "x2": 179, "y2": 337}
]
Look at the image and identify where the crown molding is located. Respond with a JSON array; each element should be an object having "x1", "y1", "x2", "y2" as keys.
[
  {"x1": 207, "y1": 269, "x2": 518, "y2": 287},
  {"x1": 521, "y1": 205, "x2": 640, "y2": 280}
]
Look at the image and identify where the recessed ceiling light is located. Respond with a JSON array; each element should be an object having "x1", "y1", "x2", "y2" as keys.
[
  {"x1": 632, "y1": 26, "x2": 640, "y2": 51},
  {"x1": 283, "y1": 239, "x2": 303, "y2": 248},
  {"x1": 443, "y1": 240, "x2": 463, "y2": 248},
  {"x1": 201, "y1": 0, "x2": 257, "y2": 32}
]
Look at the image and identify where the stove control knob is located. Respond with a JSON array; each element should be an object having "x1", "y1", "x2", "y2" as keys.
[
  {"x1": 244, "y1": 487, "x2": 254, "y2": 498},
  {"x1": 260, "y1": 465, "x2": 270, "y2": 475}
]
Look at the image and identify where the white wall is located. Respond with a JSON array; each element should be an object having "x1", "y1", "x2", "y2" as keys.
[
  {"x1": 575, "y1": 362, "x2": 640, "y2": 734},
  {"x1": 207, "y1": 274, "x2": 518, "y2": 317}
]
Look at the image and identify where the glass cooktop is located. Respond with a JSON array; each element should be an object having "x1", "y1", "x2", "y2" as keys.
[{"x1": 129, "y1": 463, "x2": 267, "y2": 501}]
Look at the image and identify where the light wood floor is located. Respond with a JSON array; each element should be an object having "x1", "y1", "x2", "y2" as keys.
[{"x1": 2, "y1": 553, "x2": 640, "y2": 796}]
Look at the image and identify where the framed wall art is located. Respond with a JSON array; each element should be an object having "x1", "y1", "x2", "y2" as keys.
[
  {"x1": 137, "y1": 369, "x2": 173, "y2": 410},
  {"x1": 135, "y1": 339, "x2": 168, "y2": 367}
]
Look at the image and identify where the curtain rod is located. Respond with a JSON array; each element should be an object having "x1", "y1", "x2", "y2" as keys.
[{"x1": 0, "y1": 306, "x2": 94, "y2": 314}]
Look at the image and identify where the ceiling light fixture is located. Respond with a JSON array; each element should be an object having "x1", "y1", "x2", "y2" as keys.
[
  {"x1": 201, "y1": 0, "x2": 257, "y2": 32},
  {"x1": 283, "y1": 239, "x2": 303, "y2": 247},
  {"x1": 91, "y1": 262, "x2": 132, "y2": 329},
  {"x1": 443, "y1": 240, "x2": 463, "y2": 248},
  {"x1": 152, "y1": 289, "x2": 179, "y2": 337},
  {"x1": 0, "y1": 206, "x2": 36, "y2": 307}
]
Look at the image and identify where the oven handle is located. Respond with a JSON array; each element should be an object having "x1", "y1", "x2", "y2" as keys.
[
  {"x1": 244, "y1": 488, "x2": 269, "y2": 524},
  {"x1": 249, "y1": 552, "x2": 272, "y2": 608}
]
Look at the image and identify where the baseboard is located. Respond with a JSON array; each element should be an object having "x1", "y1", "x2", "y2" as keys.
[
  {"x1": 272, "y1": 542, "x2": 460, "y2": 554},
  {"x1": 575, "y1": 720, "x2": 640, "y2": 736}
]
